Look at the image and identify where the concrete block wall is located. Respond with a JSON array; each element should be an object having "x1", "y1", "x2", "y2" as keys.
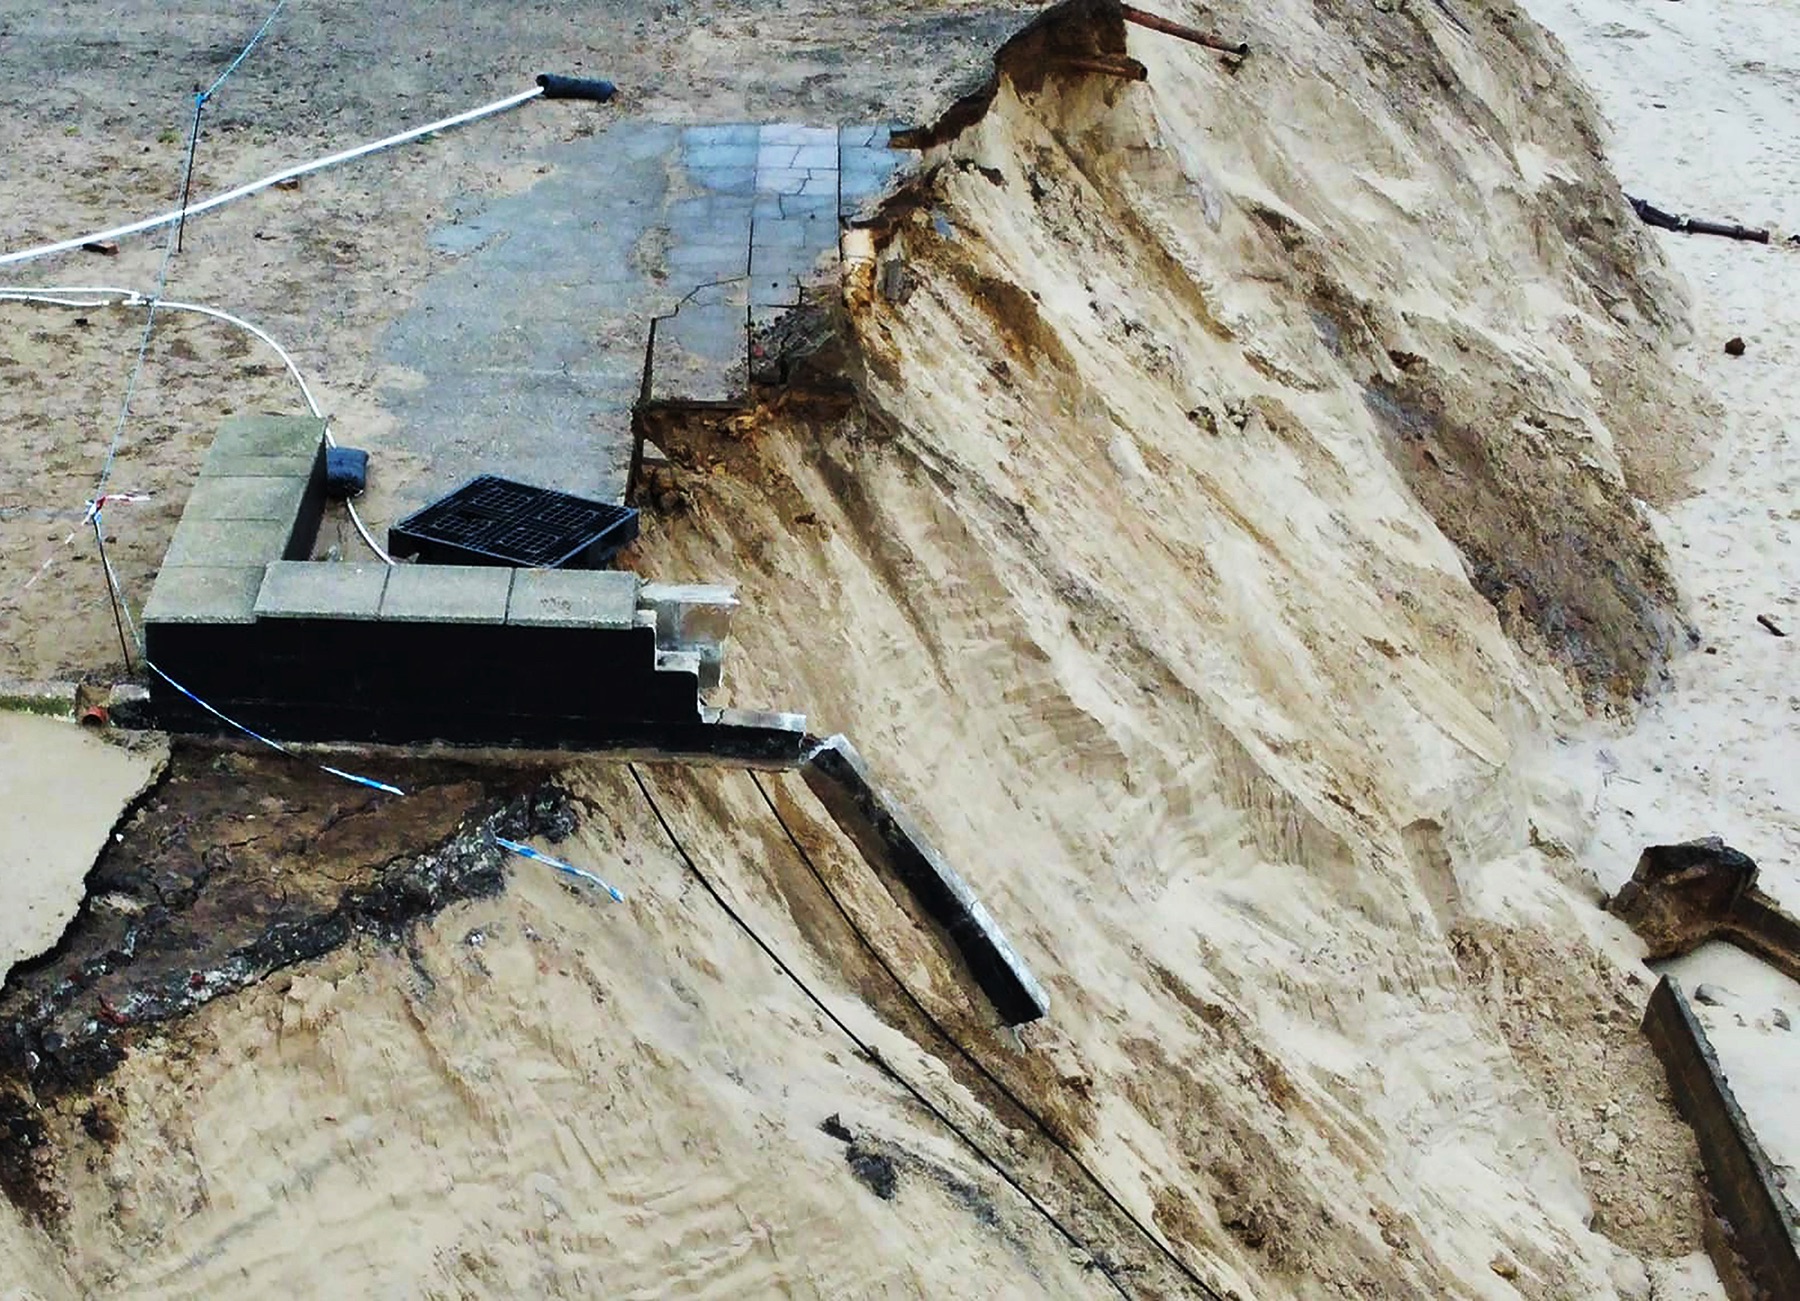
[
  {"x1": 144, "y1": 418, "x2": 802, "y2": 760},
  {"x1": 801, "y1": 734, "x2": 1049, "y2": 1026},
  {"x1": 1643, "y1": 976, "x2": 1800, "y2": 1300}
]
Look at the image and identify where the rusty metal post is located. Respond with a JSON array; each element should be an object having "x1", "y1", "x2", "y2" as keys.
[
  {"x1": 1056, "y1": 55, "x2": 1150, "y2": 81},
  {"x1": 1120, "y1": 4, "x2": 1249, "y2": 57}
]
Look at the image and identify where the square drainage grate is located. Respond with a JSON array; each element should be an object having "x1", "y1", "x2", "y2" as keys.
[{"x1": 387, "y1": 475, "x2": 640, "y2": 569}]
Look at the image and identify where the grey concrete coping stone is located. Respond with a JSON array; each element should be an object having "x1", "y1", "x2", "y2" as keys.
[
  {"x1": 162, "y1": 517, "x2": 295, "y2": 568},
  {"x1": 200, "y1": 450, "x2": 320, "y2": 479},
  {"x1": 255, "y1": 561, "x2": 389, "y2": 621},
  {"x1": 210, "y1": 414, "x2": 328, "y2": 459},
  {"x1": 142, "y1": 565, "x2": 266, "y2": 625},
  {"x1": 506, "y1": 568, "x2": 641, "y2": 628},
  {"x1": 181, "y1": 475, "x2": 309, "y2": 523},
  {"x1": 378, "y1": 563, "x2": 514, "y2": 624}
]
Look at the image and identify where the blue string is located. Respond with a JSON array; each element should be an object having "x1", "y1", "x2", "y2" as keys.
[
  {"x1": 494, "y1": 836, "x2": 627, "y2": 902},
  {"x1": 146, "y1": 661, "x2": 406, "y2": 797},
  {"x1": 201, "y1": 0, "x2": 289, "y2": 103}
]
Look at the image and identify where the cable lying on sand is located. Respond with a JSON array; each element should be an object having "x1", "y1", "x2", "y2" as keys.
[{"x1": 0, "y1": 74, "x2": 617, "y2": 269}]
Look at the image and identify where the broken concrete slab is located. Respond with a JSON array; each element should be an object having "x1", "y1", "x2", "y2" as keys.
[
  {"x1": 378, "y1": 564, "x2": 513, "y2": 624},
  {"x1": 0, "y1": 714, "x2": 167, "y2": 978},
  {"x1": 801, "y1": 734, "x2": 1049, "y2": 1025},
  {"x1": 647, "y1": 280, "x2": 749, "y2": 406},
  {"x1": 255, "y1": 561, "x2": 389, "y2": 621}
]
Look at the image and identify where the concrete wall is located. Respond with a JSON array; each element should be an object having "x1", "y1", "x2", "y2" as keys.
[
  {"x1": 1643, "y1": 976, "x2": 1800, "y2": 1301},
  {"x1": 143, "y1": 416, "x2": 804, "y2": 762},
  {"x1": 802, "y1": 734, "x2": 1049, "y2": 1026}
]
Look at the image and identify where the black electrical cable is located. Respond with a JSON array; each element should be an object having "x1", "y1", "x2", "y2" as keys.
[
  {"x1": 626, "y1": 762, "x2": 1132, "y2": 1301},
  {"x1": 746, "y1": 770, "x2": 1226, "y2": 1301}
]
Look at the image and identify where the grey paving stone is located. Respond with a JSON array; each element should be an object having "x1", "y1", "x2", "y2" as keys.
[
  {"x1": 792, "y1": 143, "x2": 839, "y2": 171},
  {"x1": 163, "y1": 517, "x2": 295, "y2": 568},
  {"x1": 751, "y1": 217, "x2": 813, "y2": 249},
  {"x1": 667, "y1": 243, "x2": 750, "y2": 275},
  {"x1": 255, "y1": 561, "x2": 389, "y2": 621},
  {"x1": 507, "y1": 568, "x2": 640, "y2": 628},
  {"x1": 798, "y1": 172, "x2": 837, "y2": 198},
  {"x1": 757, "y1": 144, "x2": 801, "y2": 171},
  {"x1": 683, "y1": 124, "x2": 760, "y2": 147},
  {"x1": 200, "y1": 450, "x2": 319, "y2": 479},
  {"x1": 378, "y1": 564, "x2": 513, "y2": 624},
  {"x1": 648, "y1": 294, "x2": 748, "y2": 405},
  {"x1": 756, "y1": 167, "x2": 808, "y2": 194},
  {"x1": 760, "y1": 123, "x2": 835, "y2": 148},
  {"x1": 181, "y1": 475, "x2": 308, "y2": 524},
  {"x1": 750, "y1": 276, "x2": 801, "y2": 309},
  {"x1": 141, "y1": 566, "x2": 265, "y2": 626},
  {"x1": 778, "y1": 191, "x2": 840, "y2": 221},
  {"x1": 209, "y1": 414, "x2": 328, "y2": 459},
  {"x1": 751, "y1": 242, "x2": 833, "y2": 282}
]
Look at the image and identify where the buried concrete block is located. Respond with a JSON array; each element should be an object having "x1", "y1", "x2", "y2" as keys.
[
  {"x1": 0, "y1": 679, "x2": 78, "y2": 718},
  {"x1": 801, "y1": 734, "x2": 1049, "y2": 1025}
]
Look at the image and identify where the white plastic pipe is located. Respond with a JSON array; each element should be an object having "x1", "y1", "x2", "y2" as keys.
[
  {"x1": 0, "y1": 85, "x2": 544, "y2": 268},
  {"x1": 0, "y1": 284, "x2": 394, "y2": 563}
]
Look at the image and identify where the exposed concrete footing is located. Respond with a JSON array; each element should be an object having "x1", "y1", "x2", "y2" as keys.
[{"x1": 800, "y1": 734, "x2": 1049, "y2": 1026}]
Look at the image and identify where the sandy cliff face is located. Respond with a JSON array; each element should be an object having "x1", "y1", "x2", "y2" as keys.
[{"x1": 1, "y1": 2, "x2": 1727, "y2": 1298}]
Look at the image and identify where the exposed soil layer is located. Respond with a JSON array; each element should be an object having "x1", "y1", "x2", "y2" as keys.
[{"x1": 0, "y1": 742, "x2": 571, "y2": 1222}]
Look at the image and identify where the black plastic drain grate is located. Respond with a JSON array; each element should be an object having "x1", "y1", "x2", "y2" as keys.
[{"x1": 387, "y1": 475, "x2": 640, "y2": 568}]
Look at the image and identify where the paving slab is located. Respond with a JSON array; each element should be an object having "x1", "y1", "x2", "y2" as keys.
[
  {"x1": 162, "y1": 517, "x2": 294, "y2": 568},
  {"x1": 200, "y1": 451, "x2": 319, "y2": 479},
  {"x1": 255, "y1": 561, "x2": 389, "y2": 621},
  {"x1": 381, "y1": 119, "x2": 917, "y2": 508},
  {"x1": 209, "y1": 414, "x2": 328, "y2": 458},
  {"x1": 181, "y1": 475, "x2": 308, "y2": 523},
  {"x1": 141, "y1": 565, "x2": 266, "y2": 625},
  {"x1": 378, "y1": 563, "x2": 513, "y2": 623},
  {"x1": 507, "y1": 568, "x2": 640, "y2": 629}
]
